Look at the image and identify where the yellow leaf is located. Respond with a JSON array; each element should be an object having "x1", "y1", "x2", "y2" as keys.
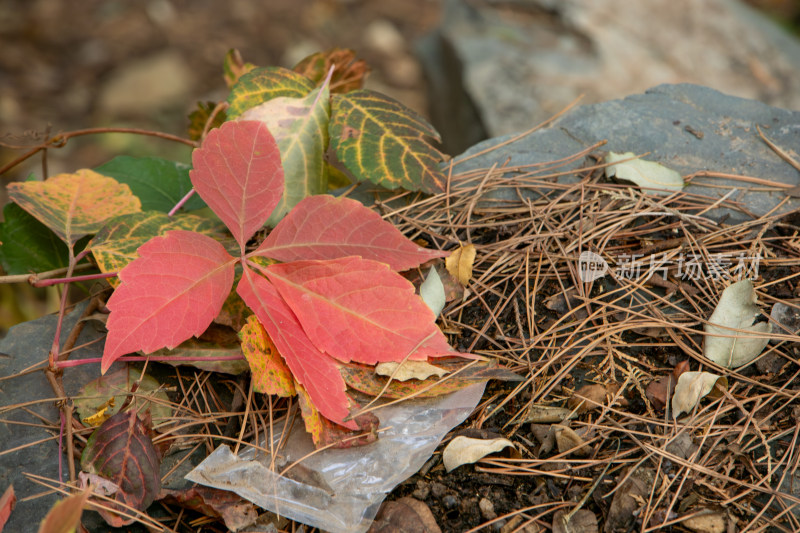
[
  {"x1": 82, "y1": 397, "x2": 115, "y2": 427},
  {"x1": 7, "y1": 169, "x2": 141, "y2": 245},
  {"x1": 445, "y1": 244, "x2": 476, "y2": 286}
]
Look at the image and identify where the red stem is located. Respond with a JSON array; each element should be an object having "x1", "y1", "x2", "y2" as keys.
[
  {"x1": 33, "y1": 271, "x2": 118, "y2": 288},
  {"x1": 168, "y1": 188, "x2": 197, "y2": 216},
  {"x1": 55, "y1": 354, "x2": 245, "y2": 368}
]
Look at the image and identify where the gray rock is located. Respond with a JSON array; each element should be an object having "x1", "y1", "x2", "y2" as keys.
[
  {"x1": 450, "y1": 83, "x2": 800, "y2": 222},
  {"x1": 418, "y1": 0, "x2": 800, "y2": 154},
  {"x1": 0, "y1": 303, "x2": 106, "y2": 532}
]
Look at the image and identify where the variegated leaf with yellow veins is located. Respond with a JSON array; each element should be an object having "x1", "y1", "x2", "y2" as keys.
[
  {"x1": 7, "y1": 169, "x2": 141, "y2": 245},
  {"x1": 227, "y1": 67, "x2": 314, "y2": 118},
  {"x1": 239, "y1": 82, "x2": 331, "y2": 226},
  {"x1": 88, "y1": 211, "x2": 228, "y2": 286},
  {"x1": 329, "y1": 90, "x2": 446, "y2": 194}
]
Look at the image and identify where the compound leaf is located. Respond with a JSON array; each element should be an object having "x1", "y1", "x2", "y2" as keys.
[
  {"x1": 7, "y1": 169, "x2": 141, "y2": 245},
  {"x1": 254, "y1": 195, "x2": 446, "y2": 270},
  {"x1": 239, "y1": 83, "x2": 330, "y2": 226},
  {"x1": 227, "y1": 67, "x2": 314, "y2": 118},
  {"x1": 329, "y1": 90, "x2": 446, "y2": 194},
  {"x1": 264, "y1": 257, "x2": 454, "y2": 365},
  {"x1": 190, "y1": 120, "x2": 284, "y2": 251},
  {"x1": 237, "y1": 267, "x2": 356, "y2": 428},
  {"x1": 101, "y1": 230, "x2": 236, "y2": 373}
]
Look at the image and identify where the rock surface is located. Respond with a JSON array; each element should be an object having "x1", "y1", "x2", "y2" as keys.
[
  {"x1": 0, "y1": 303, "x2": 105, "y2": 532},
  {"x1": 419, "y1": 0, "x2": 800, "y2": 154},
  {"x1": 450, "y1": 83, "x2": 800, "y2": 222}
]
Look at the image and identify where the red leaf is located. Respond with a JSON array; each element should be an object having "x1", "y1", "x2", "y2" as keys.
[
  {"x1": 158, "y1": 486, "x2": 257, "y2": 532},
  {"x1": 254, "y1": 195, "x2": 446, "y2": 270},
  {"x1": 264, "y1": 257, "x2": 454, "y2": 365},
  {"x1": 190, "y1": 120, "x2": 284, "y2": 251},
  {"x1": 0, "y1": 485, "x2": 15, "y2": 533},
  {"x1": 102, "y1": 230, "x2": 236, "y2": 373},
  {"x1": 236, "y1": 267, "x2": 357, "y2": 428},
  {"x1": 80, "y1": 411, "x2": 161, "y2": 527}
]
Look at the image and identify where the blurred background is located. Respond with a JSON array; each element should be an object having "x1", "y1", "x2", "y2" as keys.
[{"x1": 1, "y1": 0, "x2": 799, "y2": 332}]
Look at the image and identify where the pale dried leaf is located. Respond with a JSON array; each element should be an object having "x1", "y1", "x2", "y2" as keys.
[
  {"x1": 672, "y1": 371, "x2": 728, "y2": 419},
  {"x1": 704, "y1": 280, "x2": 772, "y2": 368},
  {"x1": 525, "y1": 405, "x2": 573, "y2": 424},
  {"x1": 552, "y1": 509, "x2": 598, "y2": 533},
  {"x1": 375, "y1": 360, "x2": 448, "y2": 382},
  {"x1": 681, "y1": 509, "x2": 727, "y2": 533},
  {"x1": 419, "y1": 266, "x2": 445, "y2": 318},
  {"x1": 605, "y1": 152, "x2": 683, "y2": 195},
  {"x1": 442, "y1": 436, "x2": 515, "y2": 472},
  {"x1": 553, "y1": 425, "x2": 591, "y2": 456}
]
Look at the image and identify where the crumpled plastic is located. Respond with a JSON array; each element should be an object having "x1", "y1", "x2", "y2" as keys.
[{"x1": 186, "y1": 383, "x2": 485, "y2": 533}]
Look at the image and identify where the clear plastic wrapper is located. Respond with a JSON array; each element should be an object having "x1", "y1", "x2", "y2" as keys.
[{"x1": 187, "y1": 383, "x2": 485, "y2": 533}]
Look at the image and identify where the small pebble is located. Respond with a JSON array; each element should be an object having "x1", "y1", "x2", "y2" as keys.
[
  {"x1": 430, "y1": 482, "x2": 446, "y2": 499},
  {"x1": 479, "y1": 497, "x2": 497, "y2": 520},
  {"x1": 412, "y1": 480, "x2": 430, "y2": 500},
  {"x1": 442, "y1": 494, "x2": 458, "y2": 510}
]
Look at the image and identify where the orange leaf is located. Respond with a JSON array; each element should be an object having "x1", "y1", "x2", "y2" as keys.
[
  {"x1": 295, "y1": 382, "x2": 378, "y2": 449},
  {"x1": 239, "y1": 315, "x2": 296, "y2": 396}
]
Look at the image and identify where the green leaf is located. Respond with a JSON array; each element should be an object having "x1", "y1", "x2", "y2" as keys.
[
  {"x1": 0, "y1": 203, "x2": 69, "y2": 274},
  {"x1": 150, "y1": 325, "x2": 248, "y2": 375},
  {"x1": 96, "y1": 156, "x2": 207, "y2": 212},
  {"x1": 329, "y1": 90, "x2": 446, "y2": 194},
  {"x1": 240, "y1": 83, "x2": 330, "y2": 226},
  {"x1": 227, "y1": 66, "x2": 315, "y2": 118},
  {"x1": 146, "y1": 341, "x2": 246, "y2": 373},
  {"x1": 88, "y1": 211, "x2": 228, "y2": 284},
  {"x1": 7, "y1": 170, "x2": 142, "y2": 246},
  {"x1": 75, "y1": 366, "x2": 173, "y2": 426}
]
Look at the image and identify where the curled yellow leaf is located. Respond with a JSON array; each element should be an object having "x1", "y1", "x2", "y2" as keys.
[{"x1": 446, "y1": 244, "x2": 476, "y2": 286}]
